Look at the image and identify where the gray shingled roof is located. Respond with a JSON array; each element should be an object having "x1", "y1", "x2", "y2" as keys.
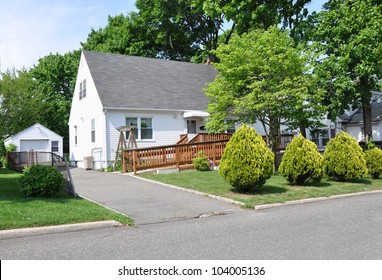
[
  {"x1": 342, "y1": 102, "x2": 382, "y2": 124},
  {"x1": 83, "y1": 51, "x2": 218, "y2": 111}
]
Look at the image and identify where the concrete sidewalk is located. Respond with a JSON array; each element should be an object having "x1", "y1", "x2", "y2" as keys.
[{"x1": 70, "y1": 168, "x2": 239, "y2": 225}]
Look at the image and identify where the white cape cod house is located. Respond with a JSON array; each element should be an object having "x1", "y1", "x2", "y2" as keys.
[{"x1": 68, "y1": 51, "x2": 218, "y2": 168}]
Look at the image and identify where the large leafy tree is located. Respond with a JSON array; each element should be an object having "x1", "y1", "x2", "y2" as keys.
[
  {"x1": 313, "y1": 0, "x2": 382, "y2": 141},
  {"x1": 0, "y1": 69, "x2": 40, "y2": 138},
  {"x1": 81, "y1": 13, "x2": 158, "y2": 58},
  {"x1": 82, "y1": 0, "x2": 314, "y2": 62},
  {"x1": 29, "y1": 50, "x2": 81, "y2": 152},
  {"x1": 0, "y1": 50, "x2": 80, "y2": 153},
  {"x1": 205, "y1": 27, "x2": 314, "y2": 152}
]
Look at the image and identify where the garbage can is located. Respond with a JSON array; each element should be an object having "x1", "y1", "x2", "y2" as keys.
[{"x1": 83, "y1": 156, "x2": 94, "y2": 170}]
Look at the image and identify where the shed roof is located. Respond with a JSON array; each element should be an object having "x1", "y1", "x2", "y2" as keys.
[{"x1": 83, "y1": 51, "x2": 218, "y2": 111}]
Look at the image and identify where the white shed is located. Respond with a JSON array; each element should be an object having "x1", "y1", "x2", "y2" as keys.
[{"x1": 4, "y1": 123, "x2": 64, "y2": 157}]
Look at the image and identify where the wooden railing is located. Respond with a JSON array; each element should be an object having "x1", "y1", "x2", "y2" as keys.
[
  {"x1": 176, "y1": 134, "x2": 189, "y2": 144},
  {"x1": 123, "y1": 139, "x2": 229, "y2": 174},
  {"x1": 188, "y1": 133, "x2": 232, "y2": 143}
]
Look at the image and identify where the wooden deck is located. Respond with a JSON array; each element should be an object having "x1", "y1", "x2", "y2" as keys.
[
  {"x1": 122, "y1": 133, "x2": 294, "y2": 174},
  {"x1": 123, "y1": 139, "x2": 229, "y2": 174}
]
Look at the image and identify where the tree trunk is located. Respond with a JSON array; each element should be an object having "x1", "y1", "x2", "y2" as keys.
[
  {"x1": 269, "y1": 115, "x2": 281, "y2": 154},
  {"x1": 360, "y1": 77, "x2": 372, "y2": 143},
  {"x1": 362, "y1": 101, "x2": 372, "y2": 143},
  {"x1": 299, "y1": 124, "x2": 306, "y2": 138}
]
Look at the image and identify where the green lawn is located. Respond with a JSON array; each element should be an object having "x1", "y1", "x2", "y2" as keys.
[
  {"x1": 0, "y1": 168, "x2": 133, "y2": 230},
  {"x1": 140, "y1": 170, "x2": 382, "y2": 208}
]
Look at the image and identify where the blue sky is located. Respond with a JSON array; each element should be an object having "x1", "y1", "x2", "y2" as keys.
[{"x1": 0, "y1": 0, "x2": 326, "y2": 71}]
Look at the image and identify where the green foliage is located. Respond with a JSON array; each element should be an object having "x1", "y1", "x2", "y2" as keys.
[
  {"x1": 205, "y1": 27, "x2": 321, "y2": 152},
  {"x1": 364, "y1": 148, "x2": 382, "y2": 179},
  {"x1": 219, "y1": 124, "x2": 274, "y2": 192},
  {"x1": 323, "y1": 132, "x2": 367, "y2": 181},
  {"x1": 0, "y1": 139, "x2": 5, "y2": 168},
  {"x1": 193, "y1": 151, "x2": 210, "y2": 171},
  {"x1": 279, "y1": 134, "x2": 323, "y2": 185},
  {"x1": 312, "y1": 0, "x2": 382, "y2": 138},
  {"x1": 0, "y1": 69, "x2": 39, "y2": 138},
  {"x1": 0, "y1": 143, "x2": 17, "y2": 168},
  {"x1": 5, "y1": 143, "x2": 17, "y2": 152},
  {"x1": 20, "y1": 165, "x2": 65, "y2": 197},
  {"x1": 0, "y1": 51, "x2": 80, "y2": 154}
]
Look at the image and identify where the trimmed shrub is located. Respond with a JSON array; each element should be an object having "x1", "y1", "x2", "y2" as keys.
[
  {"x1": 279, "y1": 134, "x2": 323, "y2": 185},
  {"x1": 219, "y1": 124, "x2": 274, "y2": 192},
  {"x1": 20, "y1": 165, "x2": 65, "y2": 197},
  {"x1": 364, "y1": 147, "x2": 382, "y2": 179},
  {"x1": 193, "y1": 151, "x2": 210, "y2": 171},
  {"x1": 323, "y1": 132, "x2": 367, "y2": 181}
]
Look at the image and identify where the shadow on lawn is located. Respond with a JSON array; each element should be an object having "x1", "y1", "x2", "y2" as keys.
[{"x1": 230, "y1": 185, "x2": 288, "y2": 195}]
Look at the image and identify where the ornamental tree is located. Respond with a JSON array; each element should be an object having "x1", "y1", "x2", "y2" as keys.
[
  {"x1": 219, "y1": 124, "x2": 274, "y2": 193},
  {"x1": 205, "y1": 27, "x2": 319, "y2": 153}
]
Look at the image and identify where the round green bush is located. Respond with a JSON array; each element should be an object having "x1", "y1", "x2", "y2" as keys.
[
  {"x1": 20, "y1": 165, "x2": 65, "y2": 197},
  {"x1": 219, "y1": 124, "x2": 274, "y2": 192},
  {"x1": 193, "y1": 151, "x2": 210, "y2": 171},
  {"x1": 279, "y1": 134, "x2": 323, "y2": 185},
  {"x1": 364, "y1": 147, "x2": 382, "y2": 179},
  {"x1": 323, "y1": 132, "x2": 367, "y2": 181}
]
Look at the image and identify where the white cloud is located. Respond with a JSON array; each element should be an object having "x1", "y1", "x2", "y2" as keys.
[{"x1": 0, "y1": 0, "x2": 136, "y2": 71}]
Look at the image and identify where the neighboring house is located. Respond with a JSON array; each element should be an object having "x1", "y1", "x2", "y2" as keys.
[
  {"x1": 68, "y1": 51, "x2": 218, "y2": 169},
  {"x1": 338, "y1": 96, "x2": 382, "y2": 143},
  {"x1": 4, "y1": 123, "x2": 63, "y2": 157}
]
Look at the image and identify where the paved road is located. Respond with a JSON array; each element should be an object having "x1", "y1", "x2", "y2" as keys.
[
  {"x1": 70, "y1": 168, "x2": 239, "y2": 225},
  {"x1": 1, "y1": 192, "x2": 382, "y2": 259}
]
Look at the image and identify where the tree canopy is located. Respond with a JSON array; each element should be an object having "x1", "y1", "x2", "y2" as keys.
[
  {"x1": 205, "y1": 27, "x2": 315, "y2": 151},
  {"x1": 312, "y1": 0, "x2": 382, "y2": 141},
  {"x1": 81, "y1": 0, "x2": 314, "y2": 62},
  {"x1": 0, "y1": 51, "x2": 80, "y2": 152}
]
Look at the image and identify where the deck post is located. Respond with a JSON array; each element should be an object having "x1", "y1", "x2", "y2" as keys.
[
  {"x1": 133, "y1": 150, "x2": 137, "y2": 175},
  {"x1": 122, "y1": 150, "x2": 127, "y2": 173},
  {"x1": 175, "y1": 146, "x2": 180, "y2": 168},
  {"x1": 212, "y1": 142, "x2": 216, "y2": 166}
]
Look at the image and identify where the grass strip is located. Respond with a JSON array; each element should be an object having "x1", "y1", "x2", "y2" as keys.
[
  {"x1": 140, "y1": 170, "x2": 382, "y2": 208},
  {"x1": 0, "y1": 168, "x2": 133, "y2": 230}
]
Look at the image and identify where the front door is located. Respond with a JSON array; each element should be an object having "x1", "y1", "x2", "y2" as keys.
[{"x1": 187, "y1": 120, "x2": 197, "y2": 134}]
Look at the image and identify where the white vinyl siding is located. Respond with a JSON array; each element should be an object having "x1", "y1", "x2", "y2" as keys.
[{"x1": 105, "y1": 111, "x2": 186, "y2": 161}]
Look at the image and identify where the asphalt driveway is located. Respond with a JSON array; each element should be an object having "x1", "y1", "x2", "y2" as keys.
[{"x1": 70, "y1": 168, "x2": 240, "y2": 225}]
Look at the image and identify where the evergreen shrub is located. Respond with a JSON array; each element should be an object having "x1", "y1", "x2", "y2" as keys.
[
  {"x1": 193, "y1": 151, "x2": 210, "y2": 171},
  {"x1": 279, "y1": 134, "x2": 323, "y2": 185},
  {"x1": 219, "y1": 124, "x2": 274, "y2": 192},
  {"x1": 364, "y1": 147, "x2": 382, "y2": 179},
  {"x1": 323, "y1": 132, "x2": 367, "y2": 181},
  {"x1": 20, "y1": 165, "x2": 65, "y2": 197}
]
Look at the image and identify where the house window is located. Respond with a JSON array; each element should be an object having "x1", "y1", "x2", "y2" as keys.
[
  {"x1": 226, "y1": 126, "x2": 236, "y2": 134},
  {"x1": 310, "y1": 128, "x2": 330, "y2": 147},
  {"x1": 141, "y1": 118, "x2": 153, "y2": 139},
  {"x1": 126, "y1": 117, "x2": 138, "y2": 140},
  {"x1": 51, "y1": 141, "x2": 59, "y2": 153},
  {"x1": 91, "y1": 119, "x2": 95, "y2": 142},
  {"x1": 79, "y1": 79, "x2": 86, "y2": 100},
  {"x1": 125, "y1": 117, "x2": 153, "y2": 140},
  {"x1": 74, "y1": 125, "x2": 78, "y2": 145}
]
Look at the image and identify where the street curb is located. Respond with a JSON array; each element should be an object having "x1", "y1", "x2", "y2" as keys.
[
  {"x1": 0, "y1": 220, "x2": 122, "y2": 240},
  {"x1": 255, "y1": 190, "x2": 382, "y2": 210},
  {"x1": 125, "y1": 173, "x2": 245, "y2": 207}
]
